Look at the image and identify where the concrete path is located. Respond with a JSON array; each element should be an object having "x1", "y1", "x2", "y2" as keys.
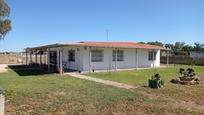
[{"x1": 65, "y1": 72, "x2": 137, "y2": 90}]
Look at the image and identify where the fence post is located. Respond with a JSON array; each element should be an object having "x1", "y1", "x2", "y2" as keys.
[
  {"x1": 167, "y1": 49, "x2": 169, "y2": 67},
  {"x1": 0, "y1": 94, "x2": 4, "y2": 115}
]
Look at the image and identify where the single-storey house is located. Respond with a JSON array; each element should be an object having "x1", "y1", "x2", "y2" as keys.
[{"x1": 26, "y1": 41, "x2": 165, "y2": 74}]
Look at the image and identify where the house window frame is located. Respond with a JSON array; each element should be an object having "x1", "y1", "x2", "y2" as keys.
[
  {"x1": 91, "y1": 50, "x2": 104, "y2": 62},
  {"x1": 68, "y1": 50, "x2": 75, "y2": 62},
  {"x1": 148, "y1": 51, "x2": 156, "y2": 61},
  {"x1": 112, "y1": 50, "x2": 124, "y2": 61}
]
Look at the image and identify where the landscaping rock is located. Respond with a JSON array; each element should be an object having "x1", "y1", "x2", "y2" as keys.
[{"x1": 172, "y1": 76, "x2": 203, "y2": 85}]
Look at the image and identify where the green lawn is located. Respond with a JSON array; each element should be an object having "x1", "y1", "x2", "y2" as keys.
[
  {"x1": 85, "y1": 65, "x2": 204, "y2": 114},
  {"x1": 85, "y1": 65, "x2": 204, "y2": 86},
  {"x1": 1, "y1": 65, "x2": 204, "y2": 114}
]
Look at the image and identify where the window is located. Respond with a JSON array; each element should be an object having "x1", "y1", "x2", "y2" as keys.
[
  {"x1": 68, "y1": 50, "x2": 75, "y2": 62},
  {"x1": 91, "y1": 50, "x2": 103, "y2": 62},
  {"x1": 148, "y1": 51, "x2": 156, "y2": 61},
  {"x1": 112, "y1": 50, "x2": 124, "y2": 61}
]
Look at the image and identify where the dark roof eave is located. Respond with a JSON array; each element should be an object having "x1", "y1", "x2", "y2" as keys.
[{"x1": 26, "y1": 43, "x2": 62, "y2": 51}]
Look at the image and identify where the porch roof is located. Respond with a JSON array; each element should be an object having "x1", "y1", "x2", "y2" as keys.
[{"x1": 26, "y1": 41, "x2": 166, "y2": 51}]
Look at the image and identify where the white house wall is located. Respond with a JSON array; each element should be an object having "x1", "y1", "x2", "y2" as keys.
[
  {"x1": 82, "y1": 47, "x2": 160, "y2": 71},
  {"x1": 137, "y1": 49, "x2": 160, "y2": 68},
  {"x1": 111, "y1": 48, "x2": 137, "y2": 69},
  {"x1": 50, "y1": 46, "x2": 160, "y2": 72}
]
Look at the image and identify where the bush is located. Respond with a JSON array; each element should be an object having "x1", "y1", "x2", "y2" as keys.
[{"x1": 179, "y1": 68, "x2": 196, "y2": 77}]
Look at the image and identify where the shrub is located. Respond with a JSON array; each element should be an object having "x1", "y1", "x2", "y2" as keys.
[{"x1": 179, "y1": 68, "x2": 196, "y2": 77}]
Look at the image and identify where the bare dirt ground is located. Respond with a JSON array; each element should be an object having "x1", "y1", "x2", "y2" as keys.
[{"x1": 0, "y1": 64, "x2": 8, "y2": 73}]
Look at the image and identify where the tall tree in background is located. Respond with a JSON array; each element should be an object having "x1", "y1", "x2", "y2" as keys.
[
  {"x1": 0, "y1": 0, "x2": 11, "y2": 40},
  {"x1": 182, "y1": 45, "x2": 193, "y2": 52},
  {"x1": 165, "y1": 43, "x2": 175, "y2": 50},
  {"x1": 193, "y1": 42, "x2": 204, "y2": 51},
  {"x1": 138, "y1": 42, "x2": 146, "y2": 44},
  {"x1": 174, "y1": 42, "x2": 185, "y2": 50}
]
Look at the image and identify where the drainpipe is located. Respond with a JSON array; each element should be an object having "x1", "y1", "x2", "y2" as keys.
[
  {"x1": 136, "y1": 48, "x2": 138, "y2": 70},
  {"x1": 89, "y1": 47, "x2": 91, "y2": 72},
  {"x1": 115, "y1": 48, "x2": 117, "y2": 71}
]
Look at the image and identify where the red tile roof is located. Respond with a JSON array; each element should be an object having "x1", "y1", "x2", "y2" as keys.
[
  {"x1": 27, "y1": 41, "x2": 165, "y2": 50},
  {"x1": 63, "y1": 41, "x2": 164, "y2": 50}
]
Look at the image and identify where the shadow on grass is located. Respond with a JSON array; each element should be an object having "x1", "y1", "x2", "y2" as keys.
[{"x1": 8, "y1": 65, "x2": 51, "y2": 76}]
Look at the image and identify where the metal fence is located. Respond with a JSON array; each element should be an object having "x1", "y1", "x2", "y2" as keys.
[
  {"x1": 161, "y1": 56, "x2": 204, "y2": 66},
  {"x1": 0, "y1": 54, "x2": 47, "y2": 64},
  {"x1": 0, "y1": 54, "x2": 24, "y2": 64}
]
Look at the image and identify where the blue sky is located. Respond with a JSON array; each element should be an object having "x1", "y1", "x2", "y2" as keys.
[{"x1": 0, "y1": 0, "x2": 204, "y2": 52}]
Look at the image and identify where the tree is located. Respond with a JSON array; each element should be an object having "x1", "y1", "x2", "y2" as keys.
[
  {"x1": 182, "y1": 45, "x2": 193, "y2": 52},
  {"x1": 138, "y1": 42, "x2": 146, "y2": 44},
  {"x1": 193, "y1": 42, "x2": 204, "y2": 51},
  {"x1": 165, "y1": 43, "x2": 174, "y2": 49},
  {"x1": 174, "y1": 42, "x2": 185, "y2": 50},
  {"x1": 147, "y1": 41, "x2": 163, "y2": 47},
  {"x1": 0, "y1": 0, "x2": 11, "y2": 40}
]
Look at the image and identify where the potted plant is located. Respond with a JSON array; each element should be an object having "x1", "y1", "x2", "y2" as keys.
[{"x1": 148, "y1": 73, "x2": 164, "y2": 89}]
